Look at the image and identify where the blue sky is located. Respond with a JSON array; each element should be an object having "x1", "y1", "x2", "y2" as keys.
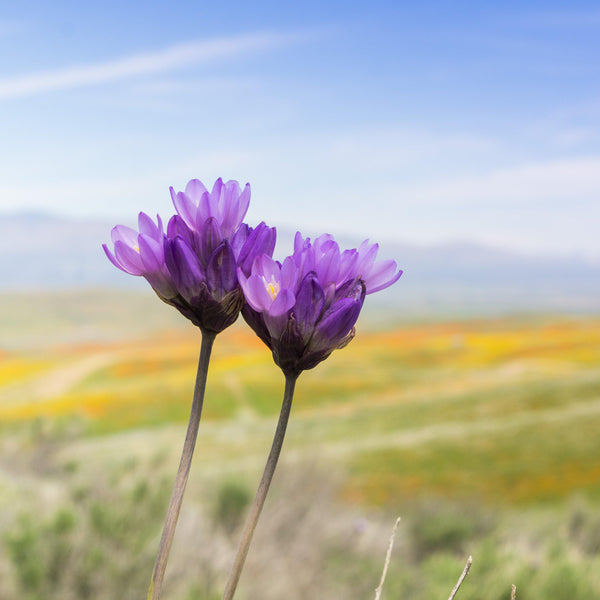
[{"x1": 1, "y1": 1, "x2": 599, "y2": 259}]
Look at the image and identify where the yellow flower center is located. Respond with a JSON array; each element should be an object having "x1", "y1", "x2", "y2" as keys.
[{"x1": 266, "y1": 280, "x2": 280, "y2": 300}]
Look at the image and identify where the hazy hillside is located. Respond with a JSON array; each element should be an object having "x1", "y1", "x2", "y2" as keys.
[{"x1": 2, "y1": 212, "x2": 599, "y2": 315}]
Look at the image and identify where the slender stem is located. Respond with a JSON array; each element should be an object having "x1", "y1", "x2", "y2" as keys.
[
  {"x1": 147, "y1": 330, "x2": 216, "y2": 600},
  {"x1": 448, "y1": 556, "x2": 472, "y2": 600},
  {"x1": 221, "y1": 374, "x2": 298, "y2": 600},
  {"x1": 374, "y1": 517, "x2": 401, "y2": 600}
]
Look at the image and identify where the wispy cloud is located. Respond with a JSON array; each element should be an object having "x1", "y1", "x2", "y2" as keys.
[
  {"x1": 0, "y1": 30, "x2": 302, "y2": 100},
  {"x1": 399, "y1": 155, "x2": 600, "y2": 208}
]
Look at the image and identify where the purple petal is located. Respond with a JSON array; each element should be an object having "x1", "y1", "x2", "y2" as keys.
[
  {"x1": 242, "y1": 304, "x2": 272, "y2": 348},
  {"x1": 235, "y1": 182, "x2": 251, "y2": 223},
  {"x1": 280, "y1": 256, "x2": 298, "y2": 291},
  {"x1": 102, "y1": 244, "x2": 127, "y2": 273},
  {"x1": 356, "y1": 240, "x2": 379, "y2": 276},
  {"x1": 167, "y1": 215, "x2": 194, "y2": 245},
  {"x1": 165, "y1": 237, "x2": 205, "y2": 302},
  {"x1": 231, "y1": 223, "x2": 250, "y2": 258},
  {"x1": 310, "y1": 297, "x2": 362, "y2": 353},
  {"x1": 316, "y1": 245, "x2": 341, "y2": 285},
  {"x1": 185, "y1": 179, "x2": 208, "y2": 202},
  {"x1": 337, "y1": 249, "x2": 359, "y2": 284},
  {"x1": 269, "y1": 288, "x2": 295, "y2": 317},
  {"x1": 206, "y1": 242, "x2": 237, "y2": 300},
  {"x1": 220, "y1": 181, "x2": 249, "y2": 237},
  {"x1": 138, "y1": 212, "x2": 159, "y2": 238},
  {"x1": 209, "y1": 178, "x2": 224, "y2": 221},
  {"x1": 294, "y1": 273, "x2": 325, "y2": 339},
  {"x1": 114, "y1": 240, "x2": 145, "y2": 274},
  {"x1": 365, "y1": 260, "x2": 403, "y2": 294},
  {"x1": 335, "y1": 277, "x2": 366, "y2": 303},
  {"x1": 111, "y1": 224, "x2": 138, "y2": 247},
  {"x1": 219, "y1": 180, "x2": 242, "y2": 236},
  {"x1": 199, "y1": 217, "x2": 223, "y2": 266},
  {"x1": 257, "y1": 254, "x2": 281, "y2": 282},
  {"x1": 237, "y1": 222, "x2": 276, "y2": 277},
  {"x1": 171, "y1": 189, "x2": 197, "y2": 229},
  {"x1": 243, "y1": 272, "x2": 274, "y2": 312},
  {"x1": 144, "y1": 271, "x2": 177, "y2": 300},
  {"x1": 138, "y1": 235, "x2": 164, "y2": 272}
]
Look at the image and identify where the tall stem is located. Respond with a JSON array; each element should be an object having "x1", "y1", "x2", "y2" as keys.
[
  {"x1": 221, "y1": 374, "x2": 298, "y2": 600},
  {"x1": 147, "y1": 330, "x2": 216, "y2": 600}
]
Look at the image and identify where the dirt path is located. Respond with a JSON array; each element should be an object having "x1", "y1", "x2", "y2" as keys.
[
  {"x1": 1, "y1": 352, "x2": 121, "y2": 405},
  {"x1": 315, "y1": 395, "x2": 600, "y2": 459}
]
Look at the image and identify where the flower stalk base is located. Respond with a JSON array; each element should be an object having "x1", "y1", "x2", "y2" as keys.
[
  {"x1": 148, "y1": 330, "x2": 216, "y2": 600},
  {"x1": 221, "y1": 374, "x2": 298, "y2": 600}
]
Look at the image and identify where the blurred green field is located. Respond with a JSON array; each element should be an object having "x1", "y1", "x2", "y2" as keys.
[{"x1": 1, "y1": 290, "x2": 600, "y2": 599}]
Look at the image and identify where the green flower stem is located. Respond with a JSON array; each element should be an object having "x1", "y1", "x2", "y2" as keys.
[
  {"x1": 148, "y1": 330, "x2": 217, "y2": 600},
  {"x1": 221, "y1": 373, "x2": 298, "y2": 600}
]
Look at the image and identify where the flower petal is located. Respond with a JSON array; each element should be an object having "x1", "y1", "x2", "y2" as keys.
[
  {"x1": 102, "y1": 244, "x2": 126, "y2": 272},
  {"x1": 185, "y1": 178, "x2": 208, "y2": 203},
  {"x1": 243, "y1": 272, "x2": 274, "y2": 312},
  {"x1": 111, "y1": 224, "x2": 138, "y2": 247},
  {"x1": 269, "y1": 288, "x2": 295, "y2": 317},
  {"x1": 237, "y1": 222, "x2": 276, "y2": 277},
  {"x1": 114, "y1": 239, "x2": 145, "y2": 274},
  {"x1": 365, "y1": 260, "x2": 403, "y2": 294},
  {"x1": 138, "y1": 212, "x2": 159, "y2": 238},
  {"x1": 171, "y1": 189, "x2": 196, "y2": 229},
  {"x1": 199, "y1": 217, "x2": 223, "y2": 267},
  {"x1": 206, "y1": 242, "x2": 238, "y2": 300},
  {"x1": 165, "y1": 237, "x2": 205, "y2": 302},
  {"x1": 310, "y1": 297, "x2": 362, "y2": 353},
  {"x1": 293, "y1": 273, "x2": 325, "y2": 340}
]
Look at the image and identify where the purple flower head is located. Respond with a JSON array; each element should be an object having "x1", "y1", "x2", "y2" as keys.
[
  {"x1": 170, "y1": 177, "x2": 251, "y2": 242},
  {"x1": 239, "y1": 232, "x2": 402, "y2": 377},
  {"x1": 103, "y1": 178, "x2": 276, "y2": 334},
  {"x1": 103, "y1": 212, "x2": 177, "y2": 300}
]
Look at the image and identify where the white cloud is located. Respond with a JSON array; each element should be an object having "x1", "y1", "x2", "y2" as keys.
[
  {"x1": 0, "y1": 30, "x2": 301, "y2": 100},
  {"x1": 399, "y1": 155, "x2": 600, "y2": 208}
]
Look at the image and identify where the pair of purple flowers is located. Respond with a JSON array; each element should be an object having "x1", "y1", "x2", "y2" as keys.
[
  {"x1": 104, "y1": 177, "x2": 402, "y2": 376},
  {"x1": 105, "y1": 176, "x2": 402, "y2": 600}
]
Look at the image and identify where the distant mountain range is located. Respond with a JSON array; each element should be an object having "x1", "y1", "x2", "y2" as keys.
[{"x1": 2, "y1": 212, "x2": 599, "y2": 316}]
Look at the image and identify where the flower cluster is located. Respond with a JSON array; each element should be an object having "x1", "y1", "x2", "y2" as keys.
[
  {"x1": 104, "y1": 177, "x2": 402, "y2": 366},
  {"x1": 103, "y1": 178, "x2": 275, "y2": 333},
  {"x1": 238, "y1": 233, "x2": 402, "y2": 377},
  {"x1": 104, "y1": 176, "x2": 403, "y2": 600}
]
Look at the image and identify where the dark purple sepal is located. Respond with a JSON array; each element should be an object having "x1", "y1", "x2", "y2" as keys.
[
  {"x1": 206, "y1": 241, "x2": 238, "y2": 301},
  {"x1": 334, "y1": 277, "x2": 366, "y2": 303},
  {"x1": 272, "y1": 315, "x2": 307, "y2": 378},
  {"x1": 230, "y1": 223, "x2": 250, "y2": 258},
  {"x1": 165, "y1": 236, "x2": 206, "y2": 304},
  {"x1": 143, "y1": 272, "x2": 177, "y2": 301},
  {"x1": 199, "y1": 217, "x2": 223, "y2": 267},
  {"x1": 293, "y1": 272, "x2": 325, "y2": 341},
  {"x1": 171, "y1": 284, "x2": 244, "y2": 333},
  {"x1": 296, "y1": 348, "x2": 333, "y2": 372},
  {"x1": 167, "y1": 215, "x2": 196, "y2": 249},
  {"x1": 242, "y1": 304, "x2": 272, "y2": 348},
  {"x1": 309, "y1": 296, "x2": 363, "y2": 354}
]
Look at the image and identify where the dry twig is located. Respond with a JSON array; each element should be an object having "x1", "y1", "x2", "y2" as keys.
[
  {"x1": 374, "y1": 517, "x2": 401, "y2": 600},
  {"x1": 447, "y1": 556, "x2": 472, "y2": 600},
  {"x1": 511, "y1": 583, "x2": 517, "y2": 600}
]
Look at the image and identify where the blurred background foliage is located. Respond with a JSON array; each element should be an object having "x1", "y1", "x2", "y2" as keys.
[{"x1": 1, "y1": 291, "x2": 600, "y2": 598}]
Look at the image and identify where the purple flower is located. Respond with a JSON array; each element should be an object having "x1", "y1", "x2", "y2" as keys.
[
  {"x1": 238, "y1": 232, "x2": 402, "y2": 377},
  {"x1": 169, "y1": 178, "x2": 251, "y2": 241},
  {"x1": 103, "y1": 212, "x2": 177, "y2": 300},
  {"x1": 103, "y1": 178, "x2": 276, "y2": 333}
]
